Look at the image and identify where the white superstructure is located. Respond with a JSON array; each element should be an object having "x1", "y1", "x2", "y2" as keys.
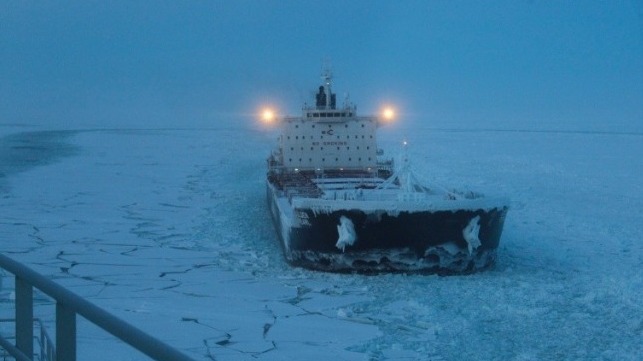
[{"x1": 277, "y1": 70, "x2": 379, "y2": 171}]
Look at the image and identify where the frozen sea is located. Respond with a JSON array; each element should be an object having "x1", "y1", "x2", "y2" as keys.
[{"x1": 1, "y1": 121, "x2": 642, "y2": 360}]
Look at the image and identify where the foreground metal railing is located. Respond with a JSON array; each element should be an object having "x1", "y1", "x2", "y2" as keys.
[
  {"x1": 0, "y1": 254, "x2": 197, "y2": 361},
  {"x1": 0, "y1": 319, "x2": 55, "y2": 361}
]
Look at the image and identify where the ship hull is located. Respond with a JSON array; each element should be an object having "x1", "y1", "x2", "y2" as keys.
[{"x1": 267, "y1": 182, "x2": 509, "y2": 274}]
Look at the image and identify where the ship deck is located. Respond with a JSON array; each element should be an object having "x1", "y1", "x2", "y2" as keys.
[{"x1": 267, "y1": 170, "x2": 509, "y2": 215}]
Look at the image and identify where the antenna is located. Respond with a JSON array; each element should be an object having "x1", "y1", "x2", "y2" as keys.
[
  {"x1": 321, "y1": 58, "x2": 332, "y2": 84},
  {"x1": 319, "y1": 59, "x2": 335, "y2": 109}
]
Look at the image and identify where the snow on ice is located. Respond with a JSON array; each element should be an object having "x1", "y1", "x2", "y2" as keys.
[{"x1": 1, "y1": 122, "x2": 642, "y2": 360}]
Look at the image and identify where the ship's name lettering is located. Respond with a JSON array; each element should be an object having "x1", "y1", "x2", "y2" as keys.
[{"x1": 312, "y1": 141, "x2": 348, "y2": 146}]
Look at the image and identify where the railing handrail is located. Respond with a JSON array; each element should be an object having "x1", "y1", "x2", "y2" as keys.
[{"x1": 0, "y1": 253, "x2": 197, "y2": 361}]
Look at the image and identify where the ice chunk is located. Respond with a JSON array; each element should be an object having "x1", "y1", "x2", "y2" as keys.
[
  {"x1": 335, "y1": 216, "x2": 357, "y2": 252},
  {"x1": 463, "y1": 215, "x2": 481, "y2": 254}
]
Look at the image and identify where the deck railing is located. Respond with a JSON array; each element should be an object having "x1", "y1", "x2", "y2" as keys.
[{"x1": 0, "y1": 253, "x2": 197, "y2": 361}]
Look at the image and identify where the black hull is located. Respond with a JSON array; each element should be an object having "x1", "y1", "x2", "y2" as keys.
[{"x1": 268, "y1": 184, "x2": 509, "y2": 274}]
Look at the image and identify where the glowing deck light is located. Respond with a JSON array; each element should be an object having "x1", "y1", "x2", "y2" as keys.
[
  {"x1": 261, "y1": 108, "x2": 276, "y2": 123},
  {"x1": 382, "y1": 106, "x2": 395, "y2": 121}
]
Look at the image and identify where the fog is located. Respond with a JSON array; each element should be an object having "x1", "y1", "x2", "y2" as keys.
[{"x1": 2, "y1": 1, "x2": 642, "y2": 131}]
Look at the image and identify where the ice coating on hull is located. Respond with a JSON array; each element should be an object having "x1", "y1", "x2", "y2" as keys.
[
  {"x1": 463, "y1": 215, "x2": 482, "y2": 254},
  {"x1": 336, "y1": 216, "x2": 357, "y2": 252}
]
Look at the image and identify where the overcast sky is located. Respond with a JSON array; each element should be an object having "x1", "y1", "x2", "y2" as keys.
[{"x1": 1, "y1": 1, "x2": 642, "y2": 131}]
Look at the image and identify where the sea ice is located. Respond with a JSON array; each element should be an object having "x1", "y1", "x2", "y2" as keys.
[{"x1": 1, "y1": 125, "x2": 641, "y2": 360}]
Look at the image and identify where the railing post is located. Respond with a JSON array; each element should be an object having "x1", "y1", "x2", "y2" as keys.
[
  {"x1": 15, "y1": 276, "x2": 33, "y2": 359},
  {"x1": 56, "y1": 302, "x2": 76, "y2": 361}
]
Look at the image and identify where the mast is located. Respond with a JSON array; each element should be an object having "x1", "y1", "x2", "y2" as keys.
[{"x1": 316, "y1": 65, "x2": 336, "y2": 110}]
